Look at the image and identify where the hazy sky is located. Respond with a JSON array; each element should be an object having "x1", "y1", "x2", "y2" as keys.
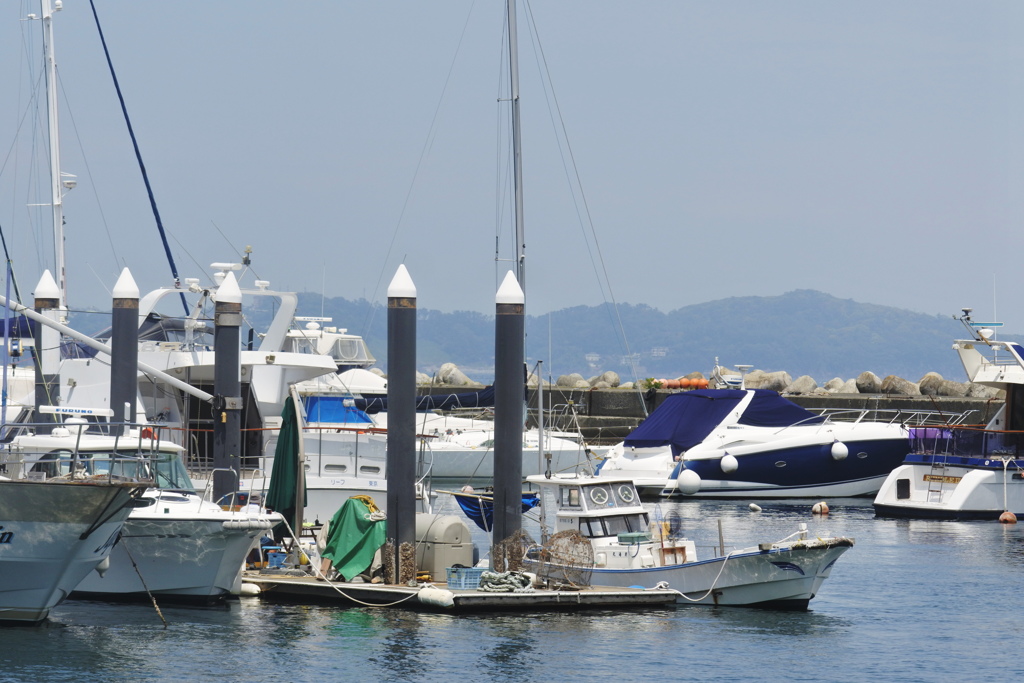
[{"x1": 2, "y1": 1, "x2": 1023, "y2": 334}]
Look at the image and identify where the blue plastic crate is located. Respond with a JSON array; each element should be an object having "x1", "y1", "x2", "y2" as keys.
[{"x1": 445, "y1": 566, "x2": 485, "y2": 590}]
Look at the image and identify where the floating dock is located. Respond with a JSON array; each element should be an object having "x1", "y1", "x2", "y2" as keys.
[{"x1": 241, "y1": 573, "x2": 679, "y2": 613}]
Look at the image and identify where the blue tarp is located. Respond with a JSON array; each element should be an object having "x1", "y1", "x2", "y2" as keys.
[
  {"x1": 452, "y1": 491, "x2": 540, "y2": 532},
  {"x1": 354, "y1": 385, "x2": 496, "y2": 415},
  {"x1": 623, "y1": 389, "x2": 824, "y2": 456},
  {"x1": 303, "y1": 395, "x2": 374, "y2": 424}
]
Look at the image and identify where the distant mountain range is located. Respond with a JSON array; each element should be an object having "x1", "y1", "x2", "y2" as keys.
[{"x1": 270, "y1": 289, "x2": 1013, "y2": 385}]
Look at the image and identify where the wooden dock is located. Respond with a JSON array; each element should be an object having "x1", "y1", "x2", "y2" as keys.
[{"x1": 241, "y1": 572, "x2": 680, "y2": 613}]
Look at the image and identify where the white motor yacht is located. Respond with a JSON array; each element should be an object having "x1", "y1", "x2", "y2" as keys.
[
  {"x1": 874, "y1": 312, "x2": 1023, "y2": 519},
  {"x1": 597, "y1": 388, "x2": 919, "y2": 499}
]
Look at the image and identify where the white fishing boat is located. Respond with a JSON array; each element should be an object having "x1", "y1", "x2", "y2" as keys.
[
  {"x1": 525, "y1": 473, "x2": 854, "y2": 608},
  {"x1": 597, "y1": 388, "x2": 921, "y2": 499},
  {"x1": 873, "y1": 312, "x2": 1023, "y2": 520},
  {"x1": 0, "y1": 428, "x2": 149, "y2": 623},
  {"x1": 2, "y1": 413, "x2": 280, "y2": 603},
  {"x1": 57, "y1": 426, "x2": 280, "y2": 603}
]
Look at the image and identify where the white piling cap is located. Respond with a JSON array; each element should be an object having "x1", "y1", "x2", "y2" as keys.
[
  {"x1": 495, "y1": 270, "x2": 524, "y2": 305},
  {"x1": 112, "y1": 267, "x2": 139, "y2": 299},
  {"x1": 387, "y1": 264, "x2": 417, "y2": 298},
  {"x1": 34, "y1": 270, "x2": 60, "y2": 299},
  {"x1": 216, "y1": 270, "x2": 242, "y2": 304}
]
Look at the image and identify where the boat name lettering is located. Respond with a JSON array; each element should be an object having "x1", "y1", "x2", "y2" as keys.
[
  {"x1": 923, "y1": 475, "x2": 962, "y2": 484},
  {"x1": 0, "y1": 526, "x2": 12, "y2": 544}
]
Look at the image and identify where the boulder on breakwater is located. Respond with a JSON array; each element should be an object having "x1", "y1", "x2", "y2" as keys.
[{"x1": 404, "y1": 361, "x2": 1003, "y2": 401}]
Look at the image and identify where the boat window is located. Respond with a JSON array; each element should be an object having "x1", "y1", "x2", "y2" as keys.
[
  {"x1": 586, "y1": 485, "x2": 611, "y2": 508},
  {"x1": 612, "y1": 484, "x2": 636, "y2": 505},
  {"x1": 150, "y1": 451, "x2": 194, "y2": 490},
  {"x1": 578, "y1": 513, "x2": 650, "y2": 538},
  {"x1": 30, "y1": 449, "x2": 159, "y2": 481},
  {"x1": 561, "y1": 486, "x2": 581, "y2": 508}
]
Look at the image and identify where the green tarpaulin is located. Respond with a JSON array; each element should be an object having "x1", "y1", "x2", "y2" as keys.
[
  {"x1": 265, "y1": 396, "x2": 306, "y2": 541},
  {"x1": 322, "y1": 497, "x2": 387, "y2": 581}
]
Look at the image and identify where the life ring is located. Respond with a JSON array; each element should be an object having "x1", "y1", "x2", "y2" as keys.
[{"x1": 141, "y1": 427, "x2": 155, "y2": 440}]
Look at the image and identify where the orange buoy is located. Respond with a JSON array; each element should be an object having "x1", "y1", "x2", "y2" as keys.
[
  {"x1": 665, "y1": 379, "x2": 680, "y2": 389},
  {"x1": 679, "y1": 378, "x2": 691, "y2": 388},
  {"x1": 999, "y1": 510, "x2": 1017, "y2": 524},
  {"x1": 696, "y1": 378, "x2": 709, "y2": 389}
]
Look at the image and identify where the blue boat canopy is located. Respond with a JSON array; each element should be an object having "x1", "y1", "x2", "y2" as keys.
[
  {"x1": 623, "y1": 389, "x2": 824, "y2": 455},
  {"x1": 303, "y1": 395, "x2": 374, "y2": 424}
]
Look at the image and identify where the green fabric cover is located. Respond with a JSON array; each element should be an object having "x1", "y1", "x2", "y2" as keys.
[
  {"x1": 266, "y1": 396, "x2": 306, "y2": 541},
  {"x1": 322, "y1": 498, "x2": 387, "y2": 581}
]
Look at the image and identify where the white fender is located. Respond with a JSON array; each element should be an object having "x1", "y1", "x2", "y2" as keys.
[
  {"x1": 831, "y1": 441, "x2": 849, "y2": 461},
  {"x1": 676, "y1": 468, "x2": 702, "y2": 495}
]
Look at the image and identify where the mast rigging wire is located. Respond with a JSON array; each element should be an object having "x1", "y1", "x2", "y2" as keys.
[{"x1": 87, "y1": 0, "x2": 188, "y2": 315}]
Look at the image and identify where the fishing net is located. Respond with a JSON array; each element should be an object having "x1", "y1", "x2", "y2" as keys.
[
  {"x1": 491, "y1": 528, "x2": 536, "y2": 573},
  {"x1": 531, "y1": 529, "x2": 594, "y2": 589}
]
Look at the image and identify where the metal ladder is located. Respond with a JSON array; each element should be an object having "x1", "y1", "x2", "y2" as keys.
[{"x1": 925, "y1": 459, "x2": 946, "y2": 503}]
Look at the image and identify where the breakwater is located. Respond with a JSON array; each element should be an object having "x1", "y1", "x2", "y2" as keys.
[{"x1": 416, "y1": 362, "x2": 1003, "y2": 443}]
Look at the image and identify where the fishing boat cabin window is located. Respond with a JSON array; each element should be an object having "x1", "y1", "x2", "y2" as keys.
[
  {"x1": 560, "y1": 486, "x2": 582, "y2": 508},
  {"x1": 578, "y1": 512, "x2": 650, "y2": 539},
  {"x1": 580, "y1": 483, "x2": 638, "y2": 511}
]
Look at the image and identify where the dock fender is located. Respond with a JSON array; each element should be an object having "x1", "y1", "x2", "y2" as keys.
[{"x1": 418, "y1": 584, "x2": 455, "y2": 608}]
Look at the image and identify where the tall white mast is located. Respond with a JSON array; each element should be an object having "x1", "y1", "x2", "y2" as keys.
[
  {"x1": 41, "y1": 0, "x2": 68, "y2": 311},
  {"x1": 507, "y1": 0, "x2": 525, "y2": 295}
]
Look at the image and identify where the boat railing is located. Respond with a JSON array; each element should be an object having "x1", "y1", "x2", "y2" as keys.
[
  {"x1": 806, "y1": 408, "x2": 977, "y2": 428},
  {"x1": 909, "y1": 424, "x2": 1023, "y2": 458},
  {"x1": 954, "y1": 338, "x2": 1024, "y2": 369}
]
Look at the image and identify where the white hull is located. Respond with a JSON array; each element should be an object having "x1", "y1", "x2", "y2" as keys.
[
  {"x1": 73, "y1": 491, "x2": 279, "y2": 601},
  {"x1": 426, "y1": 440, "x2": 597, "y2": 480},
  {"x1": 873, "y1": 458, "x2": 1024, "y2": 519},
  {"x1": 659, "y1": 475, "x2": 889, "y2": 499},
  {"x1": 0, "y1": 481, "x2": 140, "y2": 623},
  {"x1": 580, "y1": 541, "x2": 851, "y2": 607}
]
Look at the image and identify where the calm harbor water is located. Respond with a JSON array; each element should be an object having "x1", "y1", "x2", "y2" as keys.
[{"x1": 2, "y1": 495, "x2": 1021, "y2": 682}]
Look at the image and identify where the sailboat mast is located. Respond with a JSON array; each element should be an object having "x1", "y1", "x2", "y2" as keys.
[
  {"x1": 507, "y1": 0, "x2": 525, "y2": 294},
  {"x1": 41, "y1": 0, "x2": 67, "y2": 310}
]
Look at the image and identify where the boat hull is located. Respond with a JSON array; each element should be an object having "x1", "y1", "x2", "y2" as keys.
[
  {"x1": 872, "y1": 454, "x2": 1024, "y2": 520},
  {"x1": 529, "y1": 539, "x2": 853, "y2": 608},
  {"x1": 661, "y1": 437, "x2": 909, "y2": 499},
  {"x1": 0, "y1": 480, "x2": 141, "y2": 623},
  {"x1": 73, "y1": 496, "x2": 279, "y2": 603}
]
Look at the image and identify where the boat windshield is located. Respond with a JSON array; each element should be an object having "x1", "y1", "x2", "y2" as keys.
[
  {"x1": 30, "y1": 448, "x2": 193, "y2": 489},
  {"x1": 578, "y1": 513, "x2": 650, "y2": 539},
  {"x1": 151, "y1": 451, "x2": 196, "y2": 490},
  {"x1": 31, "y1": 449, "x2": 151, "y2": 480}
]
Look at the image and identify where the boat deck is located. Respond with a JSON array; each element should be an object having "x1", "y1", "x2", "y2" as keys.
[{"x1": 241, "y1": 572, "x2": 680, "y2": 613}]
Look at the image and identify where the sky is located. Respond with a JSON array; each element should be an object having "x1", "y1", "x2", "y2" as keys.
[{"x1": 2, "y1": 1, "x2": 1023, "y2": 334}]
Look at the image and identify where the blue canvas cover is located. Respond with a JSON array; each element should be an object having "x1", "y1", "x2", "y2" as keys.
[
  {"x1": 623, "y1": 389, "x2": 823, "y2": 455},
  {"x1": 452, "y1": 491, "x2": 540, "y2": 532},
  {"x1": 303, "y1": 395, "x2": 374, "y2": 424}
]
